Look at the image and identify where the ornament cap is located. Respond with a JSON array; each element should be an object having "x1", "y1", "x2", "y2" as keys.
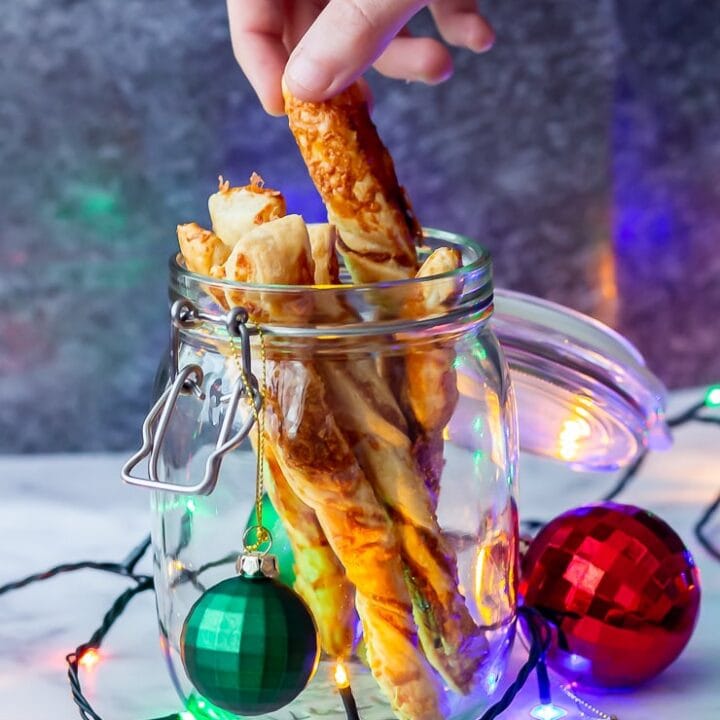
[{"x1": 236, "y1": 552, "x2": 279, "y2": 579}]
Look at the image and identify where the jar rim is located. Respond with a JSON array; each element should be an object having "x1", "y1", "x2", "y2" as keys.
[
  {"x1": 170, "y1": 227, "x2": 492, "y2": 295},
  {"x1": 169, "y1": 227, "x2": 494, "y2": 334}
]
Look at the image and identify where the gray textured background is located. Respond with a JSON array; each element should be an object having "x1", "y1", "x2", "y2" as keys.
[{"x1": 1, "y1": 0, "x2": 719, "y2": 452}]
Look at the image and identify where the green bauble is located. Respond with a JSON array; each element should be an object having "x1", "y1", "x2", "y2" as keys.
[{"x1": 181, "y1": 558, "x2": 319, "y2": 716}]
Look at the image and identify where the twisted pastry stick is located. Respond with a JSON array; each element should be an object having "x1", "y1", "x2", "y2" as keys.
[
  {"x1": 176, "y1": 222, "x2": 231, "y2": 309},
  {"x1": 284, "y1": 86, "x2": 482, "y2": 689},
  {"x1": 307, "y1": 223, "x2": 340, "y2": 285},
  {"x1": 260, "y1": 439, "x2": 357, "y2": 658},
  {"x1": 283, "y1": 83, "x2": 462, "y2": 506},
  {"x1": 284, "y1": 81, "x2": 420, "y2": 283},
  {"x1": 264, "y1": 358, "x2": 445, "y2": 720},
  {"x1": 397, "y1": 247, "x2": 463, "y2": 508},
  {"x1": 319, "y1": 358, "x2": 486, "y2": 693}
]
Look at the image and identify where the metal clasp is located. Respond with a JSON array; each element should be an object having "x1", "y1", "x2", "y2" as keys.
[{"x1": 121, "y1": 301, "x2": 262, "y2": 495}]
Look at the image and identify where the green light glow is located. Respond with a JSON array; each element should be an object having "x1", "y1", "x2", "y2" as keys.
[
  {"x1": 185, "y1": 694, "x2": 226, "y2": 720},
  {"x1": 186, "y1": 499, "x2": 197, "y2": 513},
  {"x1": 56, "y1": 184, "x2": 127, "y2": 236},
  {"x1": 472, "y1": 416, "x2": 484, "y2": 433},
  {"x1": 82, "y1": 190, "x2": 118, "y2": 217},
  {"x1": 473, "y1": 449, "x2": 487, "y2": 467},
  {"x1": 705, "y1": 385, "x2": 720, "y2": 407}
]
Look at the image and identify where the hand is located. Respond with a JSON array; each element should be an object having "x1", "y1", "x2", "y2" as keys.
[{"x1": 227, "y1": 0, "x2": 494, "y2": 115}]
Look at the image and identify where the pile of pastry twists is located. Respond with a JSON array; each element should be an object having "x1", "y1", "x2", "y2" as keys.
[{"x1": 177, "y1": 84, "x2": 484, "y2": 720}]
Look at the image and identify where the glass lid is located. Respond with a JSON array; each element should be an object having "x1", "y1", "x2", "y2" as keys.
[{"x1": 492, "y1": 289, "x2": 671, "y2": 471}]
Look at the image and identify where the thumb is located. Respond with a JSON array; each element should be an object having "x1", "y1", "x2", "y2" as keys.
[{"x1": 284, "y1": 0, "x2": 426, "y2": 100}]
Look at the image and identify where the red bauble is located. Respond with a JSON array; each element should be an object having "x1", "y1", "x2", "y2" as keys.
[{"x1": 519, "y1": 502, "x2": 701, "y2": 688}]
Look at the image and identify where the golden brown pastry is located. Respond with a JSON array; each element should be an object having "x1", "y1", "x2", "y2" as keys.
[
  {"x1": 222, "y1": 214, "x2": 315, "y2": 322},
  {"x1": 283, "y1": 81, "x2": 420, "y2": 283},
  {"x1": 307, "y1": 223, "x2": 341, "y2": 285},
  {"x1": 261, "y1": 441, "x2": 357, "y2": 658},
  {"x1": 319, "y1": 358, "x2": 486, "y2": 693},
  {"x1": 264, "y1": 358, "x2": 445, "y2": 720},
  {"x1": 308, "y1": 216, "x2": 481, "y2": 690},
  {"x1": 400, "y1": 247, "x2": 463, "y2": 506},
  {"x1": 176, "y1": 222, "x2": 231, "y2": 276},
  {"x1": 176, "y1": 222, "x2": 230, "y2": 309},
  {"x1": 209, "y1": 174, "x2": 286, "y2": 249},
  {"x1": 283, "y1": 81, "x2": 462, "y2": 506}
]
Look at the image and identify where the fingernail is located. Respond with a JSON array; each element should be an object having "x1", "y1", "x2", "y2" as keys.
[
  {"x1": 423, "y1": 62, "x2": 454, "y2": 86},
  {"x1": 467, "y1": 28, "x2": 495, "y2": 53},
  {"x1": 285, "y1": 52, "x2": 334, "y2": 97}
]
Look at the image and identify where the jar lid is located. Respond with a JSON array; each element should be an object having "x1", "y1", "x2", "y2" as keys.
[{"x1": 492, "y1": 289, "x2": 671, "y2": 471}]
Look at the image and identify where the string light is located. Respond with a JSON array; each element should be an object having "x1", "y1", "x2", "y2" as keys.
[
  {"x1": 0, "y1": 389, "x2": 717, "y2": 720},
  {"x1": 559, "y1": 683, "x2": 619, "y2": 720},
  {"x1": 335, "y1": 660, "x2": 360, "y2": 720}
]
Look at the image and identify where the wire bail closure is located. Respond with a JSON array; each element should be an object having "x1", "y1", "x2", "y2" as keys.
[{"x1": 121, "y1": 300, "x2": 262, "y2": 495}]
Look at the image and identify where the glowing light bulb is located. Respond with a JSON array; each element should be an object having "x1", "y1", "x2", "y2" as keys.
[
  {"x1": 705, "y1": 385, "x2": 720, "y2": 408},
  {"x1": 557, "y1": 416, "x2": 592, "y2": 461},
  {"x1": 334, "y1": 660, "x2": 349, "y2": 689},
  {"x1": 79, "y1": 648, "x2": 100, "y2": 669},
  {"x1": 530, "y1": 703, "x2": 567, "y2": 720},
  {"x1": 168, "y1": 559, "x2": 185, "y2": 578}
]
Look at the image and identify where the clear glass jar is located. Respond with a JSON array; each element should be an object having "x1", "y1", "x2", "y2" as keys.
[{"x1": 148, "y1": 230, "x2": 519, "y2": 720}]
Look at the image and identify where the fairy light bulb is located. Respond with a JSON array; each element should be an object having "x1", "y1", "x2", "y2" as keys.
[
  {"x1": 79, "y1": 647, "x2": 100, "y2": 669},
  {"x1": 530, "y1": 703, "x2": 568, "y2": 720},
  {"x1": 334, "y1": 660, "x2": 349, "y2": 689},
  {"x1": 704, "y1": 385, "x2": 720, "y2": 408}
]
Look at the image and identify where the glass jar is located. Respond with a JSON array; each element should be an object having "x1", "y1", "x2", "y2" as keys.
[{"x1": 141, "y1": 229, "x2": 519, "y2": 720}]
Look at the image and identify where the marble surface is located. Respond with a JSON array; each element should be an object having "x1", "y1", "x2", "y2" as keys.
[
  {"x1": 2, "y1": 0, "x2": 720, "y2": 453},
  {"x1": 1, "y1": 390, "x2": 718, "y2": 719}
]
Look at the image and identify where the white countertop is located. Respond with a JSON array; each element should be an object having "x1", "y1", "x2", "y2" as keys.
[{"x1": 1, "y1": 390, "x2": 719, "y2": 719}]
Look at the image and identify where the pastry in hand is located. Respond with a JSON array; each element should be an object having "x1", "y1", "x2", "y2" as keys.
[{"x1": 283, "y1": 81, "x2": 420, "y2": 283}]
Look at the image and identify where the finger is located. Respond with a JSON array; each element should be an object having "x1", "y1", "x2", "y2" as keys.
[
  {"x1": 226, "y1": 0, "x2": 288, "y2": 115},
  {"x1": 283, "y1": 0, "x2": 326, "y2": 49},
  {"x1": 430, "y1": 0, "x2": 494, "y2": 52},
  {"x1": 373, "y1": 36, "x2": 453, "y2": 84},
  {"x1": 284, "y1": 0, "x2": 427, "y2": 100}
]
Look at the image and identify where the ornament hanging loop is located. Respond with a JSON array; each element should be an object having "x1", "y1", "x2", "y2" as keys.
[{"x1": 242, "y1": 525, "x2": 273, "y2": 556}]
